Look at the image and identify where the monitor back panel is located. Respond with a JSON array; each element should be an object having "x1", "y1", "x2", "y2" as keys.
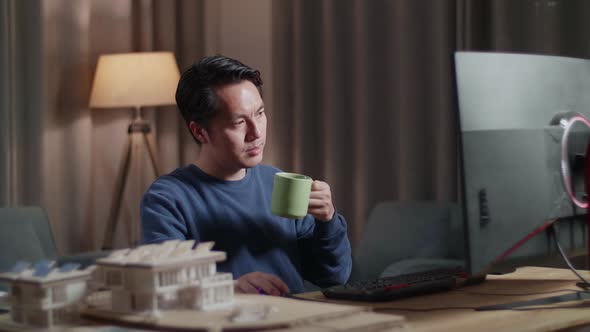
[{"x1": 455, "y1": 52, "x2": 590, "y2": 274}]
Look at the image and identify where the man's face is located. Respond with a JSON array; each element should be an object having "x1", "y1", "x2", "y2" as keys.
[{"x1": 201, "y1": 80, "x2": 267, "y2": 172}]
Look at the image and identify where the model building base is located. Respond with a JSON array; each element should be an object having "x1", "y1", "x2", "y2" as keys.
[{"x1": 82, "y1": 293, "x2": 407, "y2": 331}]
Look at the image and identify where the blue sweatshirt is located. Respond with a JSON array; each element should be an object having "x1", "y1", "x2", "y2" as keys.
[{"x1": 140, "y1": 164, "x2": 352, "y2": 293}]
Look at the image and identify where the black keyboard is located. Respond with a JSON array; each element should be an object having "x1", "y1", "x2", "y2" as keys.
[{"x1": 322, "y1": 268, "x2": 463, "y2": 302}]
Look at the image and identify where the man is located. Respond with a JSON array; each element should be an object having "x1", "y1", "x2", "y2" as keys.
[{"x1": 141, "y1": 55, "x2": 351, "y2": 295}]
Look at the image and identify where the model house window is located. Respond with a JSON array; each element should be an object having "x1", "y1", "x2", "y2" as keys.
[
  {"x1": 158, "y1": 272, "x2": 165, "y2": 286},
  {"x1": 198, "y1": 265, "x2": 204, "y2": 278},
  {"x1": 54, "y1": 308, "x2": 66, "y2": 324},
  {"x1": 53, "y1": 286, "x2": 66, "y2": 303},
  {"x1": 123, "y1": 273, "x2": 133, "y2": 287},
  {"x1": 214, "y1": 288, "x2": 222, "y2": 302},
  {"x1": 34, "y1": 287, "x2": 47, "y2": 299},
  {"x1": 27, "y1": 309, "x2": 47, "y2": 326},
  {"x1": 106, "y1": 270, "x2": 123, "y2": 286},
  {"x1": 163, "y1": 272, "x2": 169, "y2": 286},
  {"x1": 159, "y1": 271, "x2": 177, "y2": 286},
  {"x1": 11, "y1": 307, "x2": 22, "y2": 323},
  {"x1": 216, "y1": 286, "x2": 229, "y2": 302},
  {"x1": 11, "y1": 284, "x2": 21, "y2": 297},
  {"x1": 203, "y1": 289, "x2": 211, "y2": 305}
]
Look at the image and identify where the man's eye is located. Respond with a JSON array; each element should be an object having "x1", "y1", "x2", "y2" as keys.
[
  {"x1": 233, "y1": 120, "x2": 245, "y2": 125},
  {"x1": 257, "y1": 110, "x2": 265, "y2": 116}
]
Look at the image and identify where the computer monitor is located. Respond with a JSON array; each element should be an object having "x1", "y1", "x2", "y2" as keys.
[{"x1": 455, "y1": 51, "x2": 590, "y2": 276}]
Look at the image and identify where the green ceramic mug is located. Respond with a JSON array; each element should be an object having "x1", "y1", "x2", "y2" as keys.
[{"x1": 271, "y1": 172, "x2": 313, "y2": 219}]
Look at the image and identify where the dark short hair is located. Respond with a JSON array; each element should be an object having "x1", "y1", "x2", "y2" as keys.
[{"x1": 175, "y1": 55, "x2": 263, "y2": 144}]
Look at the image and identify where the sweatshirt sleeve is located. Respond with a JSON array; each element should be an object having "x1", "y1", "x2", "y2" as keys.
[
  {"x1": 296, "y1": 212, "x2": 352, "y2": 287},
  {"x1": 140, "y1": 186, "x2": 190, "y2": 244}
]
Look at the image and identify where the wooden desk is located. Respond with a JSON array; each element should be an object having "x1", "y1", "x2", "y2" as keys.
[
  {"x1": 295, "y1": 267, "x2": 590, "y2": 332},
  {"x1": 2, "y1": 267, "x2": 588, "y2": 331},
  {"x1": 0, "y1": 294, "x2": 406, "y2": 331}
]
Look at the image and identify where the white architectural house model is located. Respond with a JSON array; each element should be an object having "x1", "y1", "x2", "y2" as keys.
[
  {"x1": 0, "y1": 260, "x2": 93, "y2": 328},
  {"x1": 0, "y1": 241, "x2": 408, "y2": 331},
  {"x1": 90, "y1": 240, "x2": 234, "y2": 315}
]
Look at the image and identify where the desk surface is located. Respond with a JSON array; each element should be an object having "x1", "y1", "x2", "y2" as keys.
[
  {"x1": 0, "y1": 294, "x2": 406, "y2": 332},
  {"x1": 295, "y1": 266, "x2": 590, "y2": 332},
  {"x1": 2, "y1": 266, "x2": 589, "y2": 331}
]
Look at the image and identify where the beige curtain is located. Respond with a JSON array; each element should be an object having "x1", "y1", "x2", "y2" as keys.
[
  {"x1": 4, "y1": 0, "x2": 590, "y2": 254},
  {"x1": 272, "y1": 0, "x2": 460, "y2": 246},
  {"x1": 0, "y1": 0, "x2": 43, "y2": 207},
  {"x1": 40, "y1": 0, "x2": 202, "y2": 253},
  {"x1": 459, "y1": 0, "x2": 590, "y2": 57}
]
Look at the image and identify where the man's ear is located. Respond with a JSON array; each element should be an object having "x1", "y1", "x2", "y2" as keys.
[{"x1": 189, "y1": 121, "x2": 209, "y2": 144}]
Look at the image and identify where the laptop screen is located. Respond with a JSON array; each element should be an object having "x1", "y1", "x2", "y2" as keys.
[{"x1": 455, "y1": 51, "x2": 590, "y2": 276}]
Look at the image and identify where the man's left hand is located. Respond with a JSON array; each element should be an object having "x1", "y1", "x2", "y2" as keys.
[{"x1": 308, "y1": 180, "x2": 335, "y2": 222}]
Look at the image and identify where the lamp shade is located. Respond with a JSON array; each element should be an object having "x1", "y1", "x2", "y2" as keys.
[{"x1": 89, "y1": 52, "x2": 180, "y2": 109}]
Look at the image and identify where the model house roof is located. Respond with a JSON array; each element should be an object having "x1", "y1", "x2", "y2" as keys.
[
  {"x1": 96, "y1": 240, "x2": 226, "y2": 269},
  {"x1": 0, "y1": 261, "x2": 93, "y2": 286}
]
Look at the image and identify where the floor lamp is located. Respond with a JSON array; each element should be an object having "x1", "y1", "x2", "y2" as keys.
[{"x1": 89, "y1": 52, "x2": 180, "y2": 250}]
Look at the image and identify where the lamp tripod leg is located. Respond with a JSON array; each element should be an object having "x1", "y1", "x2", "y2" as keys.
[
  {"x1": 102, "y1": 134, "x2": 133, "y2": 250},
  {"x1": 143, "y1": 131, "x2": 161, "y2": 177}
]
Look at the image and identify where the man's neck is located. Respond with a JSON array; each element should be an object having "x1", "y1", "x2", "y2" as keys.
[{"x1": 194, "y1": 155, "x2": 246, "y2": 181}]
